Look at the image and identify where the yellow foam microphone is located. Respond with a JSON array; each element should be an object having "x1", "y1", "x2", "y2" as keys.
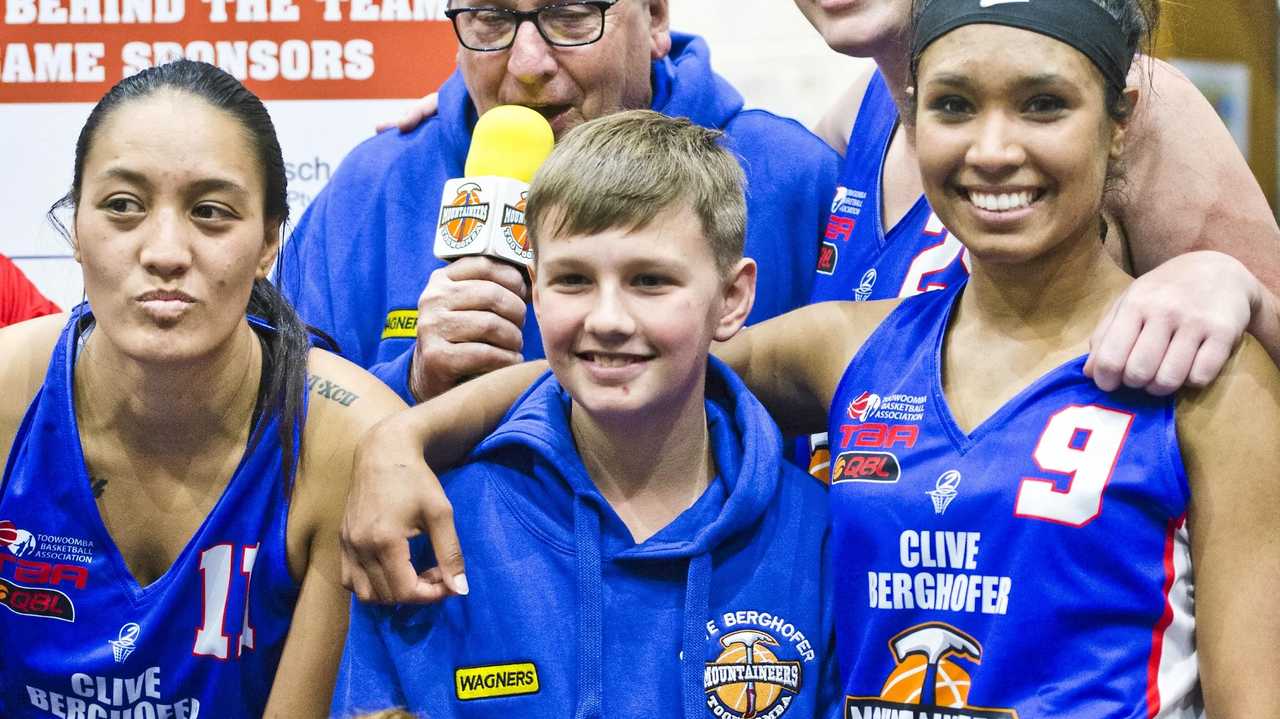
[
  {"x1": 464, "y1": 105, "x2": 555, "y2": 182},
  {"x1": 434, "y1": 105, "x2": 556, "y2": 270}
]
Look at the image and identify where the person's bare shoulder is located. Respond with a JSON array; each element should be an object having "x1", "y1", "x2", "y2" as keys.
[
  {"x1": 813, "y1": 63, "x2": 879, "y2": 156},
  {"x1": 1115, "y1": 57, "x2": 1280, "y2": 293},
  {"x1": 284, "y1": 348, "x2": 408, "y2": 574},
  {"x1": 0, "y1": 313, "x2": 68, "y2": 459},
  {"x1": 1176, "y1": 334, "x2": 1280, "y2": 467},
  {"x1": 301, "y1": 348, "x2": 408, "y2": 467}
]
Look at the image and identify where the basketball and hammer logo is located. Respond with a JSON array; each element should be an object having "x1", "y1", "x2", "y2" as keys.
[
  {"x1": 704, "y1": 611, "x2": 814, "y2": 719},
  {"x1": 501, "y1": 191, "x2": 533, "y2": 261},
  {"x1": 845, "y1": 622, "x2": 1018, "y2": 719},
  {"x1": 438, "y1": 182, "x2": 490, "y2": 249}
]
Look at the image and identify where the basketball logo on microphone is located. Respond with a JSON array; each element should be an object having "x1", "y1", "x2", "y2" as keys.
[
  {"x1": 438, "y1": 183, "x2": 491, "y2": 249},
  {"x1": 502, "y1": 191, "x2": 533, "y2": 260}
]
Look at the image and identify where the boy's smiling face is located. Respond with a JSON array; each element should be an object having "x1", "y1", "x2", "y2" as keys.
[{"x1": 532, "y1": 203, "x2": 754, "y2": 424}]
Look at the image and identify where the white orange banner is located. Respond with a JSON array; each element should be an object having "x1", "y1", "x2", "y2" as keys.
[{"x1": 1, "y1": 0, "x2": 457, "y2": 102}]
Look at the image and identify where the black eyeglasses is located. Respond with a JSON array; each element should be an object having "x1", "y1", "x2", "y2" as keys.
[{"x1": 444, "y1": 1, "x2": 620, "y2": 52}]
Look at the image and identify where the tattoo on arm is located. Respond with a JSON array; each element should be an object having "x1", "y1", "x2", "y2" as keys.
[
  {"x1": 90, "y1": 478, "x2": 108, "y2": 498},
  {"x1": 306, "y1": 376, "x2": 360, "y2": 407}
]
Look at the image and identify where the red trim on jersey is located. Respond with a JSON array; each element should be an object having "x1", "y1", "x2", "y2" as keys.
[{"x1": 1146, "y1": 516, "x2": 1183, "y2": 718}]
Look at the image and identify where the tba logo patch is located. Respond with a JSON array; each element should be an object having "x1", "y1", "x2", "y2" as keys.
[
  {"x1": 455, "y1": 662, "x2": 539, "y2": 701},
  {"x1": 845, "y1": 623, "x2": 1016, "y2": 719}
]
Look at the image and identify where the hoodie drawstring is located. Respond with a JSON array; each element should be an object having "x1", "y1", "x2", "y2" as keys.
[
  {"x1": 682, "y1": 552, "x2": 712, "y2": 719},
  {"x1": 573, "y1": 495, "x2": 714, "y2": 719},
  {"x1": 573, "y1": 498, "x2": 604, "y2": 719}
]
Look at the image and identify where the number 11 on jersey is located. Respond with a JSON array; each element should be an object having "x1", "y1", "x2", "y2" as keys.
[
  {"x1": 1015, "y1": 405, "x2": 1135, "y2": 527},
  {"x1": 195, "y1": 543, "x2": 259, "y2": 660}
]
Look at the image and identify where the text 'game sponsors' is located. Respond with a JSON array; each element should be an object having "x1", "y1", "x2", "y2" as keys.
[{"x1": 1, "y1": 0, "x2": 456, "y2": 102}]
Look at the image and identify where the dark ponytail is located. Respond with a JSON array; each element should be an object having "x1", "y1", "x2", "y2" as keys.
[{"x1": 49, "y1": 59, "x2": 310, "y2": 490}]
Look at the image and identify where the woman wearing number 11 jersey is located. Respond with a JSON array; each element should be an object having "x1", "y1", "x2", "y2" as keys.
[{"x1": 0, "y1": 60, "x2": 403, "y2": 717}]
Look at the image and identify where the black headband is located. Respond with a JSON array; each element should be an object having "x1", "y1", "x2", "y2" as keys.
[{"x1": 911, "y1": 0, "x2": 1135, "y2": 92}]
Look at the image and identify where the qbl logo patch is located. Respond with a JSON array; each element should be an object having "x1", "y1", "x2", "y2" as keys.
[
  {"x1": 831, "y1": 451, "x2": 901, "y2": 484},
  {"x1": 817, "y1": 242, "x2": 838, "y2": 275},
  {"x1": 0, "y1": 576, "x2": 75, "y2": 621}
]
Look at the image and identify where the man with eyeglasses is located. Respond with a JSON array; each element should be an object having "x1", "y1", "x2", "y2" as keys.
[{"x1": 275, "y1": 0, "x2": 839, "y2": 405}]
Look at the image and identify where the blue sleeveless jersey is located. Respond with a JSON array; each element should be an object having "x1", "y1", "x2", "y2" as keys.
[
  {"x1": 0, "y1": 307, "x2": 300, "y2": 718},
  {"x1": 828, "y1": 286, "x2": 1199, "y2": 719},
  {"x1": 803, "y1": 71, "x2": 972, "y2": 480},
  {"x1": 811, "y1": 71, "x2": 970, "y2": 305}
]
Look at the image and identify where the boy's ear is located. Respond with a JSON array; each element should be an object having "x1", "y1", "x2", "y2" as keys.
[{"x1": 713, "y1": 257, "x2": 756, "y2": 343}]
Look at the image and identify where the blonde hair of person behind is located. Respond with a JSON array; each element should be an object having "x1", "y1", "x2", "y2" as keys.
[
  {"x1": 352, "y1": 710, "x2": 420, "y2": 719},
  {"x1": 525, "y1": 109, "x2": 748, "y2": 275}
]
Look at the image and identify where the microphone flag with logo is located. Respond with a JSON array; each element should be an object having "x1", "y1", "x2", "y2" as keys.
[{"x1": 434, "y1": 105, "x2": 555, "y2": 271}]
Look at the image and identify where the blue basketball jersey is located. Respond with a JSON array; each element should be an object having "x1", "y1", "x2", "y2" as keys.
[
  {"x1": 811, "y1": 71, "x2": 970, "y2": 305},
  {"x1": 803, "y1": 71, "x2": 972, "y2": 480},
  {"x1": 0, "y1": 307, "x2": 300, "y2": 718},
  {"x1": 828, "y1": 285, "x2": 1199, "y2": 718}
]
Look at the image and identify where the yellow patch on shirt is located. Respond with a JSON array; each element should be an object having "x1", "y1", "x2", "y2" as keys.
[
  {"x1": 454, "y1": 662, "x2": 540, "y2": 701},
  {"x1": 381, "y1": 309, "x2": 418, "y2": 340}
]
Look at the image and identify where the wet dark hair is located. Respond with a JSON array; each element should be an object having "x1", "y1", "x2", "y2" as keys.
[{"x1": 47, "y1": 60, "x2": 309, "y2": 489}]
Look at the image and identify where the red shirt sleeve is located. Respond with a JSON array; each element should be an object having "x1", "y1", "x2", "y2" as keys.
[{"x1": 0, "y1": 255, "x2": 61, "y2": 328}]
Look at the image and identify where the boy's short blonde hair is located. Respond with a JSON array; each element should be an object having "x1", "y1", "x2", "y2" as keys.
[{"x1": 526, "y1": 110, "x2": 747, "y2": 275}]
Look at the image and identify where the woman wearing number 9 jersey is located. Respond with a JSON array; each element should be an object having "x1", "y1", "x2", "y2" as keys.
[
  {"x1": 0, "y1": 60, "x2": 404, "y2": 717},
  {"x1": 718, "y1": 0, "x2": 1280, "y2": 713}
]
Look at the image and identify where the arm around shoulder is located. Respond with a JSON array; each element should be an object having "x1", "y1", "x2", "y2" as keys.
[
  {"x1": 1176, "y1": 337, "x2": 1280, "y2": 717},
  {"x1": 713, "y1": 299, "x2": 895, "y2": 434},
  {"x1": 1115, "y1": 58, "x2": 1280, "y2": 295},
  {"x1": 263, "y1": 349, "x2": 407, "y2": 718}
]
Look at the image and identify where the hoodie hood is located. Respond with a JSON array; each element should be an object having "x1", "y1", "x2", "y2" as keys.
[
  {"x1": 464, "y1": 356, "x2": 785, "y2": 719},
  {"x1": 468, "y1": 356, "x2": 783, "y2": 558}
]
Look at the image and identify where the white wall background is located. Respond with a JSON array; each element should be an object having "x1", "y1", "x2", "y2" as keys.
[{"x1": 1, "y1": 1, "x2": 869, "y2": 309}]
